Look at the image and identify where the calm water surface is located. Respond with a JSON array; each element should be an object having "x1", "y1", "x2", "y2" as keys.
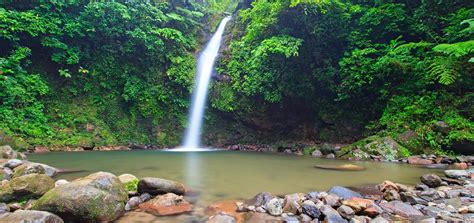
[{"x1": 29, "y1": 150, "x2": 441, "y2": 205}]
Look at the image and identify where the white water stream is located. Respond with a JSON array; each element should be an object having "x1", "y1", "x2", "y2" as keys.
[{"x1": 179, "y1": 17, "x2": 231, "y2": 151}]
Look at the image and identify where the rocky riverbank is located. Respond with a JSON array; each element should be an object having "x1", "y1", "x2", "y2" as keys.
[{"x1": 1, "y1": 144, "x2": 474, "y2": 222}]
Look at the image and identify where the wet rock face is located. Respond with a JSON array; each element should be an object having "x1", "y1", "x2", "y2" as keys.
[
  {"x1": 138, "y1": 193, "x2": 193, "y2": 216},
  {"x1": 0, "y1": 210, "x2": 63, "y2": 223},
  {"x1": 137, "y1": 177, "x2": 185, "y2": 195},
  {"x1": 32, "y1": 172, "x2": 128, "y2": 222}
]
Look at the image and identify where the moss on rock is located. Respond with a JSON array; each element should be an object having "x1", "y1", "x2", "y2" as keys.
[
  {"x1": 336, "y1": 136, "x2": 409, "y2": 160},
  {"x1": 32, "y1": 172, "x2": 128, "y2": 222},
  {"x1": 0, "y1": 174, "x2": 54, "y2": 203}
]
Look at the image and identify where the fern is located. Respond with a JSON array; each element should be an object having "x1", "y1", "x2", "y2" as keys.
[
  {"x1": 428, "y1": 57, "x2": 457, "y2": 85},
  {"x1": 432, "y1": 40, "x2": 474, "y2": 57}
]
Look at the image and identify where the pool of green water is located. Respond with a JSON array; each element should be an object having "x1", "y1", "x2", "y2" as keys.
[{"x1": 29, "y1": 150, "x2": 441, "y2": 205}]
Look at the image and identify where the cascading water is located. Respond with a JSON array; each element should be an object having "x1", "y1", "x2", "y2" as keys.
[{"x1": 178, "y1": 17, "x2": 231, "y2": 151}]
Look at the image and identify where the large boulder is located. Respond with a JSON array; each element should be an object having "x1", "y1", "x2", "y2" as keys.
[
  {"x1": 32, "y1": 172, "x2": 128, "y2": 222},
  {"x1": 0, "y1": 145, "x2": 26, "y2": 160},
  {"x1": 13, "y1": 162, "x2": 58, "y2": 178},
  {"x1": 336, "y1": 136, "x2": 407, "y2": 161},
  {"x1": 0, "y1": 174, "x2": 54, "y2": 202},
  {"x1": 137, "y1": 177, "x2": 185, "y2": 195},
  {"x1": 0, "y1": 210, "x2": 63, "y2": 223},
  {"x1": 138, "y1": 193, "x2": 192, "y2": 216}
]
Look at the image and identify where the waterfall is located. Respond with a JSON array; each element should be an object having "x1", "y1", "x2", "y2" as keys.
[{"x1": 179, "y1": 17, "x2": 231, "y2": 150}]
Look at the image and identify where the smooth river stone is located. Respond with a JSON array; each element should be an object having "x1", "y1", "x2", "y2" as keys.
[{"x1": 138, "y1": 177, "x2": 185, "y2": 195}]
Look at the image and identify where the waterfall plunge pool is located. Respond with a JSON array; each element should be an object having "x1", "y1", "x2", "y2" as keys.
[{"x1": 29, "y1": 150, "x2": 441, "y2": 206}]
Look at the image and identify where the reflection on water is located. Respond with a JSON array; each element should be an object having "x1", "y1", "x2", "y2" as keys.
[{"x1": 29, "y1": 150, "x2": 441, "y2": 205}]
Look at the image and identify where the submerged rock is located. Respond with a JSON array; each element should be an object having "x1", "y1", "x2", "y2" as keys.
[
  {"x1": 137, "y1": 177, "x2": 185, "y2": 195},
  {"x1": 32, "y1": 172, "x2": 128, "y2": 222},
  {"x1": 314, "y1": 164, "x2": 366, "y2": 171},
  {"x1": 0, "y1": 210, "x2": 63, "y2": 223},
  {"x1": 138, "y1": 193, "x2": 192, "y2": 216}
]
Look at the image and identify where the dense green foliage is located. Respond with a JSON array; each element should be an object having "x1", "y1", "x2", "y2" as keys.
[
  {"x1": 0, "y1": 0, "x2": 232, "y2": 148},
  {"x1": 1, "y1": 0, "x2": 473, "y2": 154},
  {"x1": 213, "y1": 0, "x2": 473, "y2": 153}
]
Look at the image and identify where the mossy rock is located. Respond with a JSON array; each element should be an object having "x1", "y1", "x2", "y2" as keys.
[
  {"x1": 12, "y1": 164, "x2": 46, "y2": 178},
  {"x1": 118, "y1": 174, "x2": 139, "y2": 192},
  {"x1": 336, "y1": 136, "x2": 409, "y2": 160},
  {"x1": 0, "y1": 174, "x2": 55, "y2": 203},
  {"x1": 32, "y1": 172, "x2": 128, "y2": 222},
  {"x1": 13, "y1": 162, "x2": 58, "y2": 178}
]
